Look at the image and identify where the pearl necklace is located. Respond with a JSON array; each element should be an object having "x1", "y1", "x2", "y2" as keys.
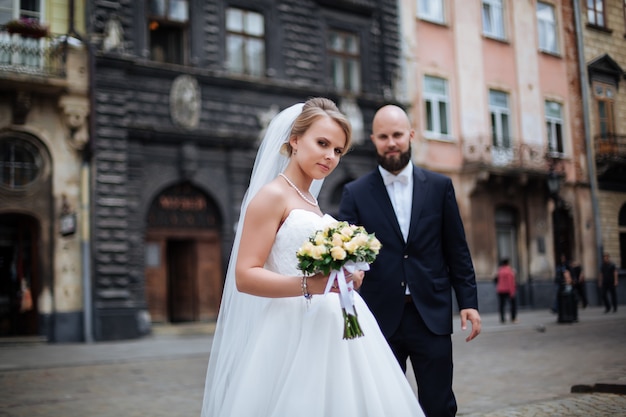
[{"x1": 279, "y1": 173, "x2": 318, "y2": 207}]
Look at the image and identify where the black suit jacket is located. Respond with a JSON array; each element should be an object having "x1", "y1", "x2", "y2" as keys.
[{"x1": 338, "y1": 165, "x2": 478, "y2": 337}]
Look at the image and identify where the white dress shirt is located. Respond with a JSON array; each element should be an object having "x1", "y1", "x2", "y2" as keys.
[{"x1": 379, "y1": 162, "x2": 413, "y2": 243}]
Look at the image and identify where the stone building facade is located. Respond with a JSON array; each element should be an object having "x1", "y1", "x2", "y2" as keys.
[
  {"x1": 0, "y1": 1, "x2": 90, "y2": 341},
  {"x1": 88, "y1": 0, "x2": 401, "y2": 340},
  {"x1": 579, "y1": 0, "x2": 626, "y2": 300}
]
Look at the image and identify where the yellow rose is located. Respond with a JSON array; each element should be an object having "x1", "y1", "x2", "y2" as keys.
[
  {"x1": 343, "y1": 240, "x2": 359, "y2": 254},
  {"x1": 369, "y1": 238, "x2": 382, "y2": 253},
  {"x1": 314, "y1": 232, "x2": 326, "y2": 246},
  {"x1": 352, "y1": 233, "x2": 369, "y2": 247},
  {"x1": 311, "y1": 244, "x2": 328, "y2": 260},
  {"x1": 340, "y1": 226, "x2": 354, "y2": 239},
  {"x1": 332, "y1": 233, "x2": 344, "y2": 247},
  {"x1": 330, "y1": 246, "x2": 347, "y2": 261},
  {"x1": 297, "y1": 241, "x2": 316, "y2": 257}
]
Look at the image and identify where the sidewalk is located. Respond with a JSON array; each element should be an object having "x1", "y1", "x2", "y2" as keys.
[
  {"x1": 451, "y1": 305, "x2": 626, "y2": 417},
  {"x1": 1, "y1": 306, "x2": 615, "y2": 369},
  {"x1": 0, "y1": 305, "x2": 624, "y2": 417}
]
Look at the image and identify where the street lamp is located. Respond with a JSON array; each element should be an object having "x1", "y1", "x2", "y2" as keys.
[
  {"x1": 547, "y1": 170, "x2": 560, "y2": 199},
  {"x1": 547, "y1": 169, "x2": 563, "y2": 263},
  {"x1": 548, "y1": 169, "x2": 565, "y2": 321}
]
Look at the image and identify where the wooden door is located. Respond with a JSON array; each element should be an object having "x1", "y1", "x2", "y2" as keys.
[
  {"x1": 167, "y1": 240, "x2": 196, "y2": 322},
  {"x1": 145, "y1": 239, "x2": 167, "y2": 322},
  {"x1": 196, "y1": 235, "x2": 222, "y2": 320}
]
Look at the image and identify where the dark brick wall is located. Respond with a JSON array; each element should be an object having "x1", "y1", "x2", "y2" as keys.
[{"x1": 89, "y1": 0, "x2": 400, "y2": 340}]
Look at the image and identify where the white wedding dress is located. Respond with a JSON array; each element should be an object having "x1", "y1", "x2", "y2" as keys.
[{"x1": 213, "y1": 209, "x2": 424, "y2": 417}]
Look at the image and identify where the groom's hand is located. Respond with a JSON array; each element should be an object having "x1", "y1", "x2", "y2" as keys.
[
  {"x1": 344, "y1": 269, "x2": 364, "y2": 290},
  {"x1": 460, "y1": 308, "x2": 481, "y2": 342}
]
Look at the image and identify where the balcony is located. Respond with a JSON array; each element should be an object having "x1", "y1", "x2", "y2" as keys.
[
  {"x1": 0, "y1": 28, "x2": 67, "y2": 91},
  {"x1": 461, "y1": 136, "x2": 550, "y2": 175},
  {"x1": 595, "y1": 133, "x2": 626, "y2": 184},
  {"x1": 595, "y1": 133, "x2": 626, "y2": 161}
]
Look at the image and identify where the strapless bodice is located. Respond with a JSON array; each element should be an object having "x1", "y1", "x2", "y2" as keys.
[{"x1": 265, "y1": 209, "x2": 336, "y2": 276}]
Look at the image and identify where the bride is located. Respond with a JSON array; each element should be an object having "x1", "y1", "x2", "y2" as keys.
[{"x1": 201, "y1": 97, "x2": 424, "y2": 417}]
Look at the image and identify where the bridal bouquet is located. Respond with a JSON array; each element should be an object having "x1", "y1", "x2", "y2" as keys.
[{"x1": 296, "y1": 221, "x2": 381, "y2": 339}]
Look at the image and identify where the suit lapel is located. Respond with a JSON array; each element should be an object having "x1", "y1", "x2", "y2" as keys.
[
  {"x1": 407, "y1": 166, "x2": 427, "y2": 244},
  {"x1": 368, "y1": 170, "x2": 404, "y2": 242}
]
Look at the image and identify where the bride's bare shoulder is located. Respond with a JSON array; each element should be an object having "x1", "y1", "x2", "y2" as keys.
[{"x1": 247, "y1": 179, "x2": 288, "y2": 216}]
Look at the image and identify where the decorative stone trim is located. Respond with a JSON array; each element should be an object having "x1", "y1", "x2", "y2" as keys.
[
  {"x1": 59, "y1": 95, "x2": 89, "y2": 150},
  {"x1": 170, "y1": 75, "x2": 201, "y2": 130}
]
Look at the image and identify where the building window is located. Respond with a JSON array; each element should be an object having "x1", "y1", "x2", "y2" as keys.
[
  {"x1": 482, "y1": 0, "x2": 505, "y2": 40},
  {"x1": 148, "y1": 0, "x2": 189, "y2": 65},
  {"x1": 226, "y1": 8, "x2": 265, "y2": 77},
  {"x1": 0, "y1": 138, "x2": 42, "y2": 190},
  {"x1": 0, "y1": 0, "x2": 41, "y2": 23},
  {"x1": 423, "y1": 75, "x2": 450, "y2": 137},
  {"x1": 328, "y1": 30, "x2": 361, "y2": 93},
  {"x1": 545, "y1": 101, "x2": 564, "y2": 154},
  {"x1": 537, "y1": 2, "x2": 558, "y2": 54},
  {"x1": 489, "y1": 90, "x2": 511, "y2": 148},
  {"x1": 594, "y1": 82, "x2": 615, "y2": 136},
  {"x1": 587, "y1": 0, "x2": 605, "y2": 27},
  {"x1": 417, "y1": 0, "x2": 444, "y2": 24}
]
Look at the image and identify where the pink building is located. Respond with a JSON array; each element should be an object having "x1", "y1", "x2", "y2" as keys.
[{"x1": 397, "y1": 0, "x2": 595, "y2": 309}]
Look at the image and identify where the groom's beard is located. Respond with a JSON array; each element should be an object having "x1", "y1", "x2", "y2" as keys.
[{"x1": 377, "y1": 145, "x2": 412, "y2": 173}]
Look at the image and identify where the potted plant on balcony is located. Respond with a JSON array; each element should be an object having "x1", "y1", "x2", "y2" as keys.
[{"x1": 5, "y1": 18, "x2": 49, "y2": 39}]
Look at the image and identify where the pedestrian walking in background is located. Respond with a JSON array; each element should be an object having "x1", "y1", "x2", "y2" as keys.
[
  {"x1": 551, "y1": 254, "x2": 569, "y2": 314},
  {"x1": 569, "y1": 259, "x2": 588, "y2": 309},
  {"x1": 496, "y1": 259, "x2": 517, "y2": 324},
  {"x1": 599, "y1": 253, "x2": 618, "y2": 313},
  {"x1": 558, "y1": 265, "x2": 578, "y2": 323}
]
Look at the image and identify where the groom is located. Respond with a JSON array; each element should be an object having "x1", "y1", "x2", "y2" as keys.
[{"x1": 338, "y1": 104, "x2": 481, "y2": 417}]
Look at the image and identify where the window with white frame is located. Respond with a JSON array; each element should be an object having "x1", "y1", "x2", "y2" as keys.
[
  {"x1": 537, "y1": 2, "x2": 558, "y2": 54},
  {"x1": 417, "y1": 0, "x2": 444, "y2": 24},
  {"x1": 587, "y1": 0, "x2": 605, "y2": 27},
  {"x1": 423, "y1": 75, "x2": 450, "y2": 137},
  {"x1": 482, "y1": 0, "x2": 505, "y2": 39},
  {"x1": 545, "y1": 101, "x2": 564, "y2": 154},
  {"x1": 148, "y1": 0, "x2": 189, "y2": 65},
  {"x1": 0, "y1": 0, "x2": 42, "y2": 24},
  {"x1": 328, "y1": 30, "x2": 361, "y2": 93},
  {"x1": 489, "y1": 90, "x2": 511, "y2": 148},
  {"x1": 226, "y1": 8, "x2": 265, "y2": 77}
]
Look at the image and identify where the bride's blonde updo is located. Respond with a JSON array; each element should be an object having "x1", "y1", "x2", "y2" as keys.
[{"x1": 279, "y1": 97, "x2": 352, "y2": 157}]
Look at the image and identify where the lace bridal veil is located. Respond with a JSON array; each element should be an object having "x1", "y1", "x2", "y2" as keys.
[{"x1": 201, "y1": 102, "x2": 323, "y2": 416}]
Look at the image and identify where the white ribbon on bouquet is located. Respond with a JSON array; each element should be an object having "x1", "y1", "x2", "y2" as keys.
[{"x1": 323, "y1": 261, "x2": 370, "y2": 315}]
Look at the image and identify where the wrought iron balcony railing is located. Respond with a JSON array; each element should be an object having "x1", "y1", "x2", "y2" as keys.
[
  {"x1": 0, "y1": 28, "x2": 66, "y2": 78},
  {"x1": 461, "y1": 136, "x2": 550, "y2": 173},
  {"x1": 594, "y1": 133, "x2": 626, "y2": 161}
]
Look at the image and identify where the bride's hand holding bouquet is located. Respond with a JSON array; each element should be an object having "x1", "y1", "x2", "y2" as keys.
[{"x1": 296, "y1": 221, "x2": 381, "y2": 339}]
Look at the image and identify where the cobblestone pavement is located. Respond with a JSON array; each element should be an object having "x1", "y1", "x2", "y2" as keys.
[
  {"x1": 461, "y1": 393, "x2": 626, "y2": 417},
  {"x1": 450, "y1": 306, "x2": 626, "y2": 417},
  {"x1": 0, "y1": 306, "x2": 624, "y2": 417}
]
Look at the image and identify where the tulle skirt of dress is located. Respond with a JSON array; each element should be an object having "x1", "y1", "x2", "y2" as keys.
[{"x1": 214, "y1": 291, "x2": 424, "y2": 417}]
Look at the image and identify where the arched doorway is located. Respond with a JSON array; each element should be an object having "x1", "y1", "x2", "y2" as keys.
[
  {"x1": 495, "y1": 206, "x2": 519, "y2": 271},
  {"x1": 144, "y1": 182, "x2": 223, "y2": 323},
  {"x1": 552, "y1": 202, "x2": 574, "y2": 263},
  {"x1": 0, "y1": 214, "x2": 40, "y2": 336},
  {"x1": 0, "y1": 131, "x2": 51, "y2": 338}
]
